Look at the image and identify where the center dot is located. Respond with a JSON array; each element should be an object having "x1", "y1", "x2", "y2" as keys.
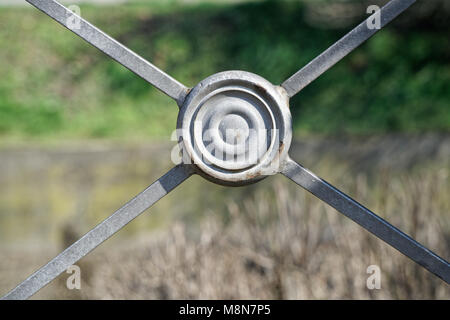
[{"x1": 218, "y1": 114, "x2": 249, "y2": 145}]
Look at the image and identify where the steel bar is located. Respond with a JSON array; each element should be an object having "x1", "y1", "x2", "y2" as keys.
[
  {"x1": 25, "y1": 0, "x2": 189, "y2": 105},
  {"x1": 1, "y1": 164, "x2": 194, "y2": 300},
  {"x1": 281, "y1": 158, "x2": 450, "y2": 283},
  {"x1": 281, "y1": 0, "x2": 416, "y2": 98}
]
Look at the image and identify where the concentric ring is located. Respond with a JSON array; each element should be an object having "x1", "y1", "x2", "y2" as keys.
[{"x1": 177, "y1": 71, "x2": 292, "y2": 185}]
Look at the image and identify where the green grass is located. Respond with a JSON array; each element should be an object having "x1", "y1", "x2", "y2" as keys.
[{"x1": 0, "y1": 0, "x2": 449, "y2": 141}]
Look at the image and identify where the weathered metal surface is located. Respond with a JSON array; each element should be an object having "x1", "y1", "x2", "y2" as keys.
[
  {"x1": 2, "y1": 0, "x2": 449, "y2": 300},
  {"x1": 25, "y1": 0, "x2": 189, "y2": 104},
  {"x1": 2, "y1": 165, "x2": 194, "y2": 300},
  {"x1": 177, "y1": 71, "x2": 292, "y2": 185},
  {"x1": 281, "y1": 0, "x2": 417, "y2": 98},
  {"x1": 281, "y1": 158, "x2": 450, "y2": 284}
]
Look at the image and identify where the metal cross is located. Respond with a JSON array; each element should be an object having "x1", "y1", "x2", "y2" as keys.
[{"x1": 2, "y1": 0, "x2": 449, "y2": 300}]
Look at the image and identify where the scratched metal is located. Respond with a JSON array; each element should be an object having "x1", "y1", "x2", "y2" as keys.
[
  {"x1": 282, "y1": 158, "x2": 450, "y2": 284},
  {"x1": 2, "y1": 165, "x2": 194, "y2": 300},
  {"x1": 176, "y1": 70, "x2": 292, "y2": 186},
  {"x1": 2, "y1": 0, "x2": 449, "y2": 300}
]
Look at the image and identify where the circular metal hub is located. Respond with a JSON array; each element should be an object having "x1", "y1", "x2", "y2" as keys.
[{"x1": 177, "y1": 71, "x2": 292, "y2": 185}]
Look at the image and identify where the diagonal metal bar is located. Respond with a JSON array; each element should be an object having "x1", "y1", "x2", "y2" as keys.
[
  {"x1": 281, "y1": 0, "x2": 416, "y2": 98},
  {"x1": 25, "y1": 0, "x2": 189, "y2": 105},
  {"x1": 281, "y1": 158, "x2": 450, "y2": 283},
  {"x1": 1, "y1": 164, "x2": 194, "y2": 300}
]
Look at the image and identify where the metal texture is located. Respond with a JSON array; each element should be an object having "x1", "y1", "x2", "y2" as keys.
[
  {"x1": 178, "y1": 71, "x2": 292, "y2": 185},
  {"x1": 2, "y1": 165, "x2": 194, "y2": 300},
  {"x1": 2, "y1": 0, "x2": 449, "y2": 299},
  {"x1": 25, "y1": 0, "x2": 189, "y2": 104},
  {"x1": 282, "y1": 0, "x2": 416, "y2": 98},
  {"x1": 281, "y1": 158, "x2": 450, "y2": 283}
]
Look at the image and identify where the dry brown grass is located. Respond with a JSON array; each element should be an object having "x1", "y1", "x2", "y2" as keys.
[
  {"x1": 77, "y1": 168, "x2": 450, "y2": 299},
  {"x1": 0, "y1": 138, "x2": 449, "y2": 299}
]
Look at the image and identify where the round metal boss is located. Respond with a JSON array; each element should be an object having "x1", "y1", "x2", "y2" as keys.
[{"x1": 177, "y1": 71, "x2": 292, "y2": 185}]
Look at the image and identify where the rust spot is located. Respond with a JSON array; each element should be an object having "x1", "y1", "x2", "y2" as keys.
[
  {"x1": 245, "y1": 170, "x2": 263, "y2": 180},
  {"x1": 275, "y1": 85, "x2": 290, "y2": 108},
  {"x1": 270, "y1": 140, "x2": 285, "y2": 169},
  {"x1": 278, "y1": 141, "x2": 285, "y2": 155},
  {"x1": 273, "y1": 141, "x2": 285, "y2": 162}
]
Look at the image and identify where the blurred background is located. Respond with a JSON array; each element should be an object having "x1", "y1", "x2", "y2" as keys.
[{"x1": 0, "y1": 0, "x2": 449, "y2": 299}]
